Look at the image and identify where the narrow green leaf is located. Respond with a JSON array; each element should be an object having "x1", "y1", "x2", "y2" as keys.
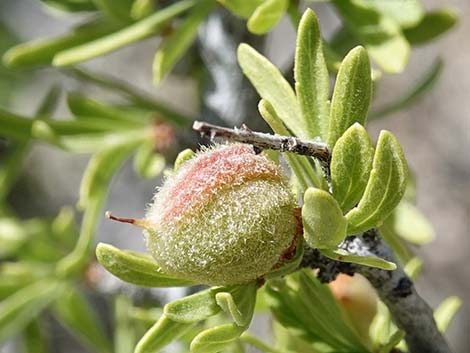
[
  {"x1": 265, "y1": 270, "x2": 368, "y2": 352},
  {"x1": 135, "y1": 314, "x2": 194, "y2": 353},
  {"x1": 393, "y1": 201, "x2": 435, "y2": 245},
  {"x1": 39, "y1": 0, "x2": 97, "y2": 12},
  {"x1": 2, "y1": 19, "x2": 118, "y2": 68},
  {"x1": 346, "y1": 131, "x2": 408, "y2": 234},
  {"x1": 328, "y1": 46, "x2": 372, "y2": 147},
  {"x1": 133, "y1": 142, "x2": 166, "y2": 179},
  {"x1": 164, "y1": 287, "x2": 223, "y2": 323},
  {"x1": 331, "y1": 123, "x2": 374, "y2": 212},
  {"x1": 0, "y1": 218, "x2": 28, "y2": 258},
  {"x1": 36, "y1": 85, "x2": 62, "y2": 116},
  {"x1": 96, "y1": 243, "x2": 196, "y2": 287},
  {"x1": 240, "y1": 332, "x2": 286, "y2": 353},
  {"x1": 114, "y1": 295, "x2": 137, "y2": 353},
  {"x1": 434, "y1": 296, "x2": 462, "y2": 333},
  {"x1": 67, "y1": 93, "x2": 150, "y2": 124},
  {"x1": 131, "y1": 0, "x2": 155, "y2": 20},
  {"x1": 153, "y1": 0, "x2": 215, "y2": 83},
  {"x1": 215, "y1": 282, "x2": 257, "y2": 327},
  {"x1": 333, "y1": 1, "x2": 410, "y2": 73},
  {"x1": 404, "y1": 257, "x2": 423, "y2": 280},
  {"x1": 378, "y1": 330, "x2": 405, "y2": 353},
  {"x1": 190, "y1": 323, "x2": 247, "y2": 353},
  {"x1": 66, "y1": 68, "x2": 192, "y2": 127},
  {"x1": 53, "y1": 0, "x2": 197, "y2": 66},
  {"x1": 0, "y1": 107, "x2": 34, "y2": 140},
  {"x1": 237, "y1": 44, "x2": 305, "y2": 138},
  {"x1": 379, "y1": 217, "x2": 413, "y2": 264},
  {"x1": 57, "y1": 142, "x2": 138, "y2": 276},
  {"x1": 0, "y1": 279, "x2": 64, "y2": 344},
  {"x1": 247, "y1": 0, "x2": 288, "y2": 35},
  {"x1": 53, "y1": 286, "x2": 112, "y2": 353},
  {"x1": 294, "y1": 8, "x2": 329, "y2": 139},
  {"x1": 217, "y1": 0, "x2": 264, "y2": 18},
  {"x1": 371, "y1": 58, "x2": 443, "y2": 119},
  {"x1": 362, "y1": 0, "x2": 424, "y2": 28},
  {"x1": 92, "y1": 0, "x2": 134, "y2": 24},
  {"x1": 22, "y1": 320, "x2": 48, "y2": 353},
  {"x1": 174, "y1": 148, "x2": 195, "y2": 170},
  {"x1": 404, "y1": 7, "x2": 458, "y2": 45},
  {"x1": 78, "y1": 141, "x2": 140, "y2": 209},
  {"x1": 320, "y1": 249, "x2": 397, "y2": 270},
  {"x1": 302, "y1": 188, "x2": 347, "y2": 249}
]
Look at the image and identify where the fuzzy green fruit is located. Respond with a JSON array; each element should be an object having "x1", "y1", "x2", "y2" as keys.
[{"x1": 142, "y1": 144, "x2": 298, "y2": 285}]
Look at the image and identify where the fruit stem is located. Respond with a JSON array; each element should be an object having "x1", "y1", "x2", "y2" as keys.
[{"x1": 105, "y1": 211, "x2": 152, "y2": 229}]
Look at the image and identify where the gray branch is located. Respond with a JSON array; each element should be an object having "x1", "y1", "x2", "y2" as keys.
[
  {"x1": 193, "y1": 121, "x2": 452, "y2": 353},
  {"x1": 193, "y1": 120, "x2": 331, "y2": 166}
]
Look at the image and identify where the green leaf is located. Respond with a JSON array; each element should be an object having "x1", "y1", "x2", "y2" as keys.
[
  {"x1": 0, "y1": 218, "x2": 28, "y2": 258},
  {"x1": 0, "y1": 279, "x2": 64, "y2": 344},
  {"x1": 53, "y1": 0, "x2": 197, "y2": 66},
  {"x1": 36, "y1": 84, "x2": 62, "y2": 116},
  {"x1": 22, "y1": 320, "x2": 48, "y2": 353},
  {"x1": 362, "y1": 0, "x2": 424, "y2": 28},
  {"x1": 331, "y1": 123, "x2": 374, "y2": 212},
  {"x1": 131, "y1": 0, "x2": 155, "y2": 20},
  {"x1": 434, "y1": 296, "x2": 462, "y2": 333},
  {"x1": 404, "y1": 257, "x2": 423, "y2": 280},
  {"x1": 67, "y1": 93, "x2": 150, "y2": 124},
  {"x1": 0, "y1": 107, "x2": 34, "y2": 140},
  {"x1": 57, "y1": 142, "x2": 138, "y2": 276},
  {"x1": 135, "y1": 314, "x2": 194, "y2": 353},
  {"x1": 114, "y1": 295, "x2": 137, "y2": 353},
  {"x1": 174, "y1": 148, "x2": 195, "y2": 170},
  {"x1": 164, "y1": 287, "x2": 223, "y2": 323},
  {"x1": 215, "y1": 282, "x2": 257, "y2": 327},
  {"x1": 153, "y1": 0, "x2": 215, "y2": 83},
  {"x1": 320, "y1": 248, "x2": 397, "y2": 270},
  {"x1": 78, "y1": 141, "x2": 140, "y2": 209},
  {"x1": 378, "y1": 329, "x2": 405, "y2": 353},
  {"x1": 302, "y1": 188, "x2": 347, "y2": 249},
  {"x1": 2, "y1": 19, "x2": 118, "y2": 68},
  {"x1": 265, "y1": 270, "x2": 368, "y2": 352},
  {"x1": 190, "y1": 323, "x2": 247, "y2": 353},
  {"x1": 379, "y1": 217, "x2": 413, "y2": 264},
  {"x1": 66, "y1": 67, "x2": 192, "y2": 127},
  {"x1": 328, "y1": 46, "x2": 372, "y2": 147},
  {"x1": 346, "y1": 130, "x2": 408, "y2": 234},
  {"x1": 404, "y1": 7, "x2": 458, "y2": 45},
  {"x1": 96, "y1": 243, "x2": 196, "y2": 287},
  {"x1": 371, "y1": 58, "x2": 443, "y2": 119},
  {"x1": 333, "y1": 1, "x2": 410, "y2": 73},
  {"x1": 39, "y1": 0, "x2": 97, "y2": 12},
  {"x1": 294, "y1": 8, "x2": 329, "y2": 139},
  {"x1": 217, "y1": 0, "x2": 264, "y2": 18},
  {"x1": 247, "y1": 0, "x2": 288, "y2": 35},
  {"x1": 393, "y1": 201, "x2": 435, "y2": 245},
  {"x1": 133, "y1": 142, "x2": 166, "y2": 179},
  {"x1": 237, "y1": 44, "x2": 305, "y2": 138},
  {"x1": 53, "y1": 286, "x2": 112, "y2": 353},
  {"x1": 92, "y1": 0, "x2": 134, "y2": 24}
]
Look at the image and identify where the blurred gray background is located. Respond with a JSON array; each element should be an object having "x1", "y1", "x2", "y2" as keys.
[{"x1": 0, "y1": 0, "x2": 468, "y2": 352}]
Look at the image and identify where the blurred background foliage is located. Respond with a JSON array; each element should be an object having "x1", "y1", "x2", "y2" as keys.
[{"x1": 0, "y1": 0, "x2": 467, "y2": 352}]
